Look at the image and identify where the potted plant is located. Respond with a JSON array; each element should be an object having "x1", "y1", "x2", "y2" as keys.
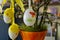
[
  {"x1": 18, "y1": 0, "x2": 51, "y2": 40},
  {"x1": 2, "y1": 0, "x2": 52, "y2": 40},
  {"x1": 2, "y1": 0, "x2": 57, "y2": 40}
]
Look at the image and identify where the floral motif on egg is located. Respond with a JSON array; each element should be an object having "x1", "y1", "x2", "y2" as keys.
[{"x1": 29, "y1": 12, "x2": 36, "y2": 18}]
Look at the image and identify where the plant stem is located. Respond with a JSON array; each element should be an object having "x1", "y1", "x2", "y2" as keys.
[
  {"x1": 38, "y1": 0, "x2": 50, "y2": 27},
  {"x1": 35, "y1": 4, "x2": 39, "y2": 27},
  {"x1": 34, "y1": 2, "x2": 45, "y2": 27}
]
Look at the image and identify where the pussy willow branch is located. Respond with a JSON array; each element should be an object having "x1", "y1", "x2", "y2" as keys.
[
  {"x1": 34, "y1": 2, "x2": 45, "y2": 27},
  {"x1": 38, "y1": 0, "x2": 51, "y2": 27}
]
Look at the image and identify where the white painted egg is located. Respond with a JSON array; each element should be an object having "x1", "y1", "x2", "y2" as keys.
[
  {"x1": 8, "y1": 23, "x2": 19, "y2": 39},
  {"x1": 23, "y1": 8, "x2": 36, "y2": 26},
  {"x1": 3, "y1": 15, "x2": 11, "y2": 23}
]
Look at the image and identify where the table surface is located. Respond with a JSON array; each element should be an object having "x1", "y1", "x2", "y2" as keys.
[{"x1": 44, "y1": 37, "x2": 55, "y2": 40}]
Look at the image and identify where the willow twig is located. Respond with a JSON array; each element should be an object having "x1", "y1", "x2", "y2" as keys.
[{"x1": 38, "y1": 0, "x2": 51, "y2": 27}]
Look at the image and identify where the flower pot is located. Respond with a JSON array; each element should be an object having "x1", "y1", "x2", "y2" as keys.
[
  {"x1": 33, "y1": 0, "x2": 40, "y2": 3},
  {"x1": 20, "y1": 31, "x2": 47, "y2": 40}
]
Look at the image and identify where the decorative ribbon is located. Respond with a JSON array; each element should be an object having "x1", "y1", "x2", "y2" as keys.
[
  {"x1": 15, "y1": 0, "x2": 25, "y2": 12},
  {"x1": 11, "y1": 0, "x2": 15, "y2": 24}
]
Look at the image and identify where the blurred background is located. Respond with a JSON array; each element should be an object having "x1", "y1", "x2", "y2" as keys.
[{"x1": 0, "y1": 0, "x2": 60, "y2": 40}]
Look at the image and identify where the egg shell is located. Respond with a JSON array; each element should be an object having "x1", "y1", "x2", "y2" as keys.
[
  {"x1": 8, "y1": 31, "x2": 18, "y2": 39},
  {"x1": 3, "y1": 8, "x2": 14, "y2": 23},
  {"x1": 8, "y1": 23, "x2": 19, "y2": 39},
  {"x1": 3, "y1": 15, "x2": 11, "y2": 23},
  {"x1": 23, "y1": 8, "x2": 36, "y2": 26}
]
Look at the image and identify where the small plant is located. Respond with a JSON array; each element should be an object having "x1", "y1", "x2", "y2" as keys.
[{"x1": 17, "y1": 0, "x2": 52, "y2": 32}]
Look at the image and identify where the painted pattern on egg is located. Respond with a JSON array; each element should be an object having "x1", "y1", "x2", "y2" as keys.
[
  {"x1": 3, "y1": 15, "x2": 12, "y2": 23},
  {"x1": 29, "y1": 12, "x2": 36, "y2": 17},
  {"x1": 23, "y1": 8, "x2": 36, "y2": 26}
]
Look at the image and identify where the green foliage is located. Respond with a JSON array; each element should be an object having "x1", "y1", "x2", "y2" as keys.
[
  {"x1": 18, "y1": 0, "x2": 51, "y2": 32},
  {"x1": 19, "y1": 24, "x2": 47, "y2": 32}
]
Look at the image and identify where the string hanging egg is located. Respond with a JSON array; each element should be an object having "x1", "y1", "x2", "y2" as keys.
[{"x1": 23, "y1": 0, "x2": 36, "y2": 26}]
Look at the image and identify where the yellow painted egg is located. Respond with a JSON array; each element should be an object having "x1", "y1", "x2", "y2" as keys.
[
  {"x1": 8, "y1": 23, "x2": 19, "y2": 40},
  {"x1": 3, "y1": 8, "x2": 14, "y2": 23}
]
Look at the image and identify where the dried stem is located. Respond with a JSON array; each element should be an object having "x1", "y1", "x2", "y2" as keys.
[
  {"x1": 34, "y1": 2, "x2": 44, "y2": 27},
  {"x1": 38, "y1": 0, "x2": 51, "y2": 27}
]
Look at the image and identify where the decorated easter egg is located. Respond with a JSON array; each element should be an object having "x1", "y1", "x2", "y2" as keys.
[
  {"x1": 3, "y1": 15, "x2": 11, "y2": 23},
  {"x1": 23, "y1": 8, "x2": 36, "y2": 26},
  {"x1": 3, "y1": 8, "x2": 14, "y2": 23},
  {"x1": 8, "y1": 23, "x2": 19, "y2": 40}
]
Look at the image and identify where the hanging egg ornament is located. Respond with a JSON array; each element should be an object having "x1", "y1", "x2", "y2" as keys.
[
  {"x1": 23, "y1": 8, "x2": 36, "y2": 26},
  {"x1": 3, "y1": 15, "x2": 11, "y2": 23},
  {"x1": 8, "y1": 23, "x2": 19, "y2": 40},
  {"x1": 3, "y1": 8, "x2": 14, "y2": 23}
]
